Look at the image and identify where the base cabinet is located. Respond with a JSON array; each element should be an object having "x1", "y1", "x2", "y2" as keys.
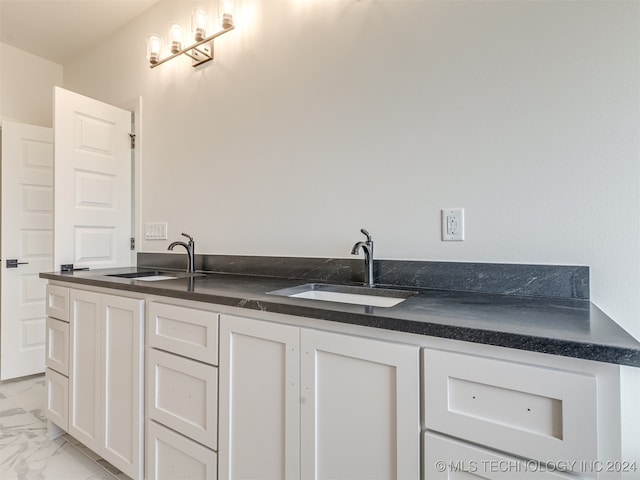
[
  {"x1": 218, "y1": 315, "x2": 300, "y2": 480},
  {"x1": 147, "y1": 420, "x2": 217, "y2": 480},
  {"x1": 219, "y1": 314, "x2": 421, "y2": 480},
  {"x1": 45, "y1": 368, "x2": 69, "y2": 430},
  {"x1": 424, "y1": 431, "x2": 582, "y2": 479},
  {"x1": 146, "y1": 301, "x2": 220, "y2": 480},
  {"x1": 68, "y1": 289, "x2": 144, "y2": 480}
]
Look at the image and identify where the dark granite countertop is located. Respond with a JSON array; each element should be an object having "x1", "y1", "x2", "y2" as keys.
[{"x1": 40, "y1": 266, "x2": 640, "y2": 368}]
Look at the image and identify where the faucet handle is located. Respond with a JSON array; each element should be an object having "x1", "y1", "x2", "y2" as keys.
[
  {"x1": 181, "y1": 233, "x2": 194, "y2": 242},
  {"x1": 360, "y1": 229, "x2": 372, "y2": 242}
]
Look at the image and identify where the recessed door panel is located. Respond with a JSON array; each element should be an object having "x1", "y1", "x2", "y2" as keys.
[
  {"x1": 74, "y1": 113, "x2": 116, "y2": 156},
  {"x1": 21, "y1": 229, "x2": 53, "y2": 257},
  {"x1": 23, "y1": 185, "x2": 53, "y2": 213},
  {"x1": 74, "y1": 227, "x2": 115, "y2": 264},
  {"x1": 75, "y1": 170, "x2": 115, "y2": 209}
]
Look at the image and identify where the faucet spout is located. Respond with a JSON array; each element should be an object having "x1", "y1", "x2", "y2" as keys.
[
  {"x1": 351, "y1": 229, "x2": 375, "y2": 287},
  {"x1": 168, "y1": 233, "x2": 195, "y2": 273}
]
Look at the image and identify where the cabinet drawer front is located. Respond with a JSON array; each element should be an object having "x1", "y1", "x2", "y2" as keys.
[
  {"x1": 423, "y1": 432, "x2": 580, "y2": 479},
  {"x1": 46, "y1": 285, "x2": 69, "y2": 321},
  {"x1": 148, "y1": 348, "x2": 218, "y2": 449},
  {"x1": 424, "y1": 349, "x2": 598, "y2": 468},
  {"x1": 46, "y1": 317, "x2": 69, "y2": 375},
  {"x1": 147, "y1": 420, "x2": 217, "y2": 480},
  {"x1": 45, "y1": 368, "x2": 69, "y2": 432},
  {"x1": 148, "y1": 302, "x2": 219, "y2": 365}
]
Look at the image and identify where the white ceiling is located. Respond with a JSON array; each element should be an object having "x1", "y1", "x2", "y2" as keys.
[{"x1": 0, "y1": 0, "x2": 160, "y2": 64}]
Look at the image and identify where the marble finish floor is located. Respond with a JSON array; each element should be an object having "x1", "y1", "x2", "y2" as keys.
[{"x1": 1, "y1": 374, "x2": 131, "y2": 480}]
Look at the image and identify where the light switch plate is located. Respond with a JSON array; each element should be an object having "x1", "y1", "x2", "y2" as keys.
[
  {"x1": 145, "y1": 222, "x2": 168, "y2": 240},
  {"x1": 441, "y1": 208, "x2": 464, "y2": 241}
]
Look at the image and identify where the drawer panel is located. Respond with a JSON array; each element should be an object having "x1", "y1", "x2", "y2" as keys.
[
  {"x1": 45, "y1": 368, "x2": 68, "y2": 431},
  {"x1": 147, "y1": 420, "x2": 217, "y2": 480},
  {"x1": 148, "y1": 348, "x2": 218, "y2": 449},
  {"x1": 423, "y1": 431, "x2": 582, "y2": 479},
  {"x1": 148, "y1": 302, "x2": 219, "y2": 365},
  {"x1": 46, "y1": 285, "x2": 69, "y2": 322},
  {"x1": 423, "y1": 349, "x2": 598, "y2": 469},
  {"x1": 46, "y1": 317, "x2": 69, "y2": 375}
]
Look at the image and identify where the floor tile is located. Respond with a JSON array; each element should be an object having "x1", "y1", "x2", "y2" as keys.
[
  {"x1": 9, "y1": 383, "x2": 46, "y2": 414},
  {"x1": 0, "y1": 374, "x2": 129, "y2": 480}
]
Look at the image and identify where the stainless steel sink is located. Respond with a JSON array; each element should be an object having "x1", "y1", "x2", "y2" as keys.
[
  {"x1": 267, "y1": 283, "x2": 416, "y2": 308},
  {"x1": 107, "y1": 271, "x2": 178, "y2": 281}
]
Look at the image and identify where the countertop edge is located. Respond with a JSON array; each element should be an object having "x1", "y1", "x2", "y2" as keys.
[{"x1": 40, "y1": 271, "x2": 640, "y2": 368}]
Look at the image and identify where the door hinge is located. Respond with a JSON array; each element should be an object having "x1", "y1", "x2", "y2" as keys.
[
  {"x1": 129, "y1": 133, "x2": 136, "y2": 149},
  {"x1": 130, "y1": 237, "x2": 135, "y2": 250}
]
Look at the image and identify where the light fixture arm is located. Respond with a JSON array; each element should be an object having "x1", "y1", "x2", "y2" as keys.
[{"x1": 150, "y1": 24, "x2": 235, "y2": 69}]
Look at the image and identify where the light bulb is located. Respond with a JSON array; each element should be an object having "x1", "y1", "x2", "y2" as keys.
[
  {"x1": 192, "y1": 8, "x2": 208, "y2": 42},
  {"x1": 220, "y1": 0, "x2": 234, "y2": 29},
  {"x1": 168, "y1": 22, "x2": 184, "y2": 54},
  {"x1": 146, "y1": 35, "x2": 163, "y2": 65}
]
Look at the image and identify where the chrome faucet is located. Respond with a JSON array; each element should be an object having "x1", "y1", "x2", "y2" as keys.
[
  {"x1": 168, "y1": 233, "x2": 196, "y2": 273},
  {"x1": 351, "y1": 228, "x2": 375, "y2": 287}
]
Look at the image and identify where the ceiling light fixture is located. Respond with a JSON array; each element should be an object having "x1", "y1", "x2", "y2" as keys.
[{"x1": 146, "y1": 2, "x2": 235, "y2": 69}]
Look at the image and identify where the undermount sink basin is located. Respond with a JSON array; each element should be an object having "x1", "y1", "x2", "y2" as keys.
[
  {"x1": 107, "y1": 271, "x2": 178, "y2": 281},
  {"x1": 267, "y1": 283, "x2": 416, "y2": 308}
]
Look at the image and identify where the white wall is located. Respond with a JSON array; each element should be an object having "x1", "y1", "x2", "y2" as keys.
[
  {"x1": 62, "y1": 0, "x2": 640, "y2": 340},
  {"x1": 0, "y1": 43, "x2": 62, "y2": 126}
]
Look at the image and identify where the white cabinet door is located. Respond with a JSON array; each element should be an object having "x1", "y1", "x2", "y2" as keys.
[
  {"x1": 101, "y1": 293, "x2": 144, "y2": 479},
  {"x1": 147, "y1": 420, "x2": 217, "y2": 480},
  {"x1": 147, "y1": 348, "x2": 218, "y2": 449},
  {"x1": 423, "y1": 348, "x2": 598, "y2": 468},
  {"x1": 423, "y1": 431, "x2": 581, "y2": 479},
  {"x1": 45, "y1": 317, "x2": 69, "y2": 375},
  {"x1": 219, "y1": 314, "x2": 300, "y2": 480},
  {"x1": 45, "y1": 368, "x2": 69, "y2": 431},
  {"x1": 219, "y1": 314, "x2": 421, "y2": 480},
  {"x1": 69, "y1": 289, "x2": 101, "y2": 453},
  {"x1": 68, "y1": 288, "x2": 143, "y2": 479},
  {"x1": 300, "y1": 329, "x2": 420, "y2": 480}
]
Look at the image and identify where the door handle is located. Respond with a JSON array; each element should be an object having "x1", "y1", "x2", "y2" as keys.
[{"x1": 6, "y1": 259, "x2": 29, "y2": 268}]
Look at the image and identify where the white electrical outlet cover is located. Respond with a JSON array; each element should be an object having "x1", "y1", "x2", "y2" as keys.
[{"x1": 441, "y1": 208, "x2": 464, "y2": 241}]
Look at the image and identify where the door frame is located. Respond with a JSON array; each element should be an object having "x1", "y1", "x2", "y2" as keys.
[{"x1": 119, "y1": 96, "x2": 143, "y2": 264}]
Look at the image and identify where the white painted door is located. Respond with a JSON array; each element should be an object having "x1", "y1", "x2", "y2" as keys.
[
  {"x1": 300, "y1": 329, "x2": 420, "y2": 480},
  {"x1": 0, "y1": 121, "x2": 54, "y2": 380},
  {"x1": 219, "y1": 314, "x2": 301, "y2": 480},
  {"x1": 53, "y1": 86, "x2": 132, "y2": 270}
]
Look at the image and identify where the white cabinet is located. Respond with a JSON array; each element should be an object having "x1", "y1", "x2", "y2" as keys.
[
  {"x1": 300, "y1": 328, "x2": 420, "y2": 480},
  {"x1": 46, "y1": 284, "x2": 69, "y2": 321},
  {"x1": 45, "y1": 317, "x2": 69, "y2": 376},
  {"x1": 68, "y1": 289, "x2": 144, "y2": 480},
  {"x1": 219, "y1": 314, "x2": 421, "y2": 480},
  {"x1": 423, "y1": 431, "x2": 581, "y2": 479},
  {"x1": 147, "y1": 348, "x2": 218, "y2": 449},
  {"x1": 44, "y1": 285, "x2": 70, "y2": 435},
  {"x1": 45, "y1": 368, "x2": 69, "y2": 431},
  {"x1": 147, "y1": 421, "x2": 217, "y2": 480},
  {"x1": 424, "y1": 349, "x2": 598, "y2": 472},
  {"x1": 68, "y1": 289, "x2": 100, "y2": 451},
  {"x1": 218, "y1": 315, "x2": 301, "y2": 480},
  {"x1": 146, "y1": 301, "x2": 219, "y2": 480}
]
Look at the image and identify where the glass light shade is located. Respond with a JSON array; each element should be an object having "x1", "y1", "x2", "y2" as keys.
[
  {"x1": 192, "y1": 8, "x2": 208, "y2": 42},
  {"x1": 220, "y1": 0, "x2": 234, "y2": 28},
  {"x1": 146, "y1": 35, "x2": 163, "y2": 65},
  {"x1": 168, "y1": 22, "x2": 184, "y2": 54}
]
